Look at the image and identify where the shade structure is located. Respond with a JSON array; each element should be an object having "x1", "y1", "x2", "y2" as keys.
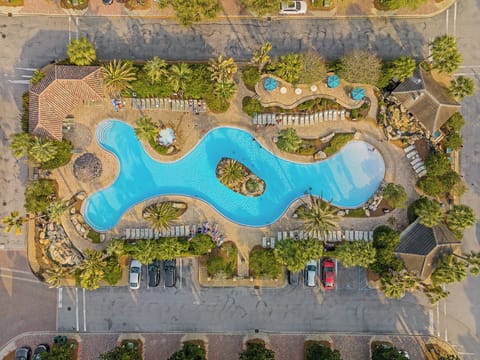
[
  {"x1": 263, "y1": 77, "x2": 278, "y2": 91},
  {"x1": 158, "y1": 128, "x2": 176, "y2": 146},
  {"x1": 351, "y1": 87, "x2": 365, "y2": 100},
  {"x1": 327, "y1": 75, "x2": 340, "y2": 88}
]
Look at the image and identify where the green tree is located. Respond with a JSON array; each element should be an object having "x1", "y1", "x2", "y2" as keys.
[
  {"x1": 45, "y1": 265, "x2": 72, "y2": 288},
  {"x1": 431, "y1": 35, "x2": 462, "y2": 74},
  {"x1": 219, "y1": 159, "x2": 244, "y2": 187},
  {"x1": 300, "y1": 195, "x2": 340, "y2": 238},
  {"x1": 239, "y1": 342, "x2": 275, "y2": 360},
  {"x1": 335, "y1": 240, "x2": 376, "y2": 268},
  {"x1": 40, "y1": 140, "x2": 73, "y2": 170},
  {"x1": 443, "y1": 112, "x2": 465, "y2": 133},
  {"x1": 414, "y1": 197, "x2": 444, "y2": 227},
  {"x1": 46, "y1": 199, "x2": 69, "y2": 222},
  {"x1": 277, "y1": 128, "x2": 303, "y2": 153},
  {"x1": 157, "y1": 237, "x2": 189, "y2": 260},
  {"x1": 251, "y1": 42, "x2": 272, "y2": 71},
  {"x1": 129, "y1": 239, "x2": 159, "y2": 265},
  {"x1": 449, "y1": 75, "x2": 475, "y2": 100},
  {"x1": 168, "y1": 341, "x2": 206, "y2": 360},
  {"x1": 208, "y1": 55, "x2": 238, "y2": 83},
  {"x1": 464, "y1": 252, "x2": 480, "y2": 276},
  {"x1": 9, "y1": 133, "x2": 32, "y2": 159},
  {"x1": 241, "y1": 0, "x2": 282, "y2": 16},
  {"x1": 189, "y1": 234, "x2": 216, "y2": 255},
  {"x1": 298, "y1": 51, "x2": 327, "y2": 84},
  {"x1": 106, "y1": 239, "x2": 127, "y2": 257},
  {"x1": 269, "y1": 53, "x2": 303, "y2": 84},
  {"x1": 444, "y1": 131, "x2": 463, "y2": 150},
  {"x1": 425, "y1": 152, "x2": 451, "y2": 176},
  {"x1": 383, "y1": 183, "x2": 408, "y2": 209},
  {"x1": 213, "y1": 81, "x2": 236, "y2": 100},
  {"x1": 103, "y1": 59, "x2": 137, "y2": 96},
  {"x1": 249, "y1": 248, "x2": 281, "y2": 278},
  {"x1": 24, "y1": 179, "x2": 56, "y2": 213},
  {"x1": 144, "y1": 56, "x2": 168, "y2": 84},
  {"x1": 168, "y1": 63, "x2": 192, "y2": 92},
  {"x1": 371, "y1": 225, "x2": 403, "y2": 275},
  {"x1": 158, "y1": 0, "x2": 221, "y2": 26},
  {"x1": 31, "y1": 69, "x2": 45, "y2": 85},
  {"x1": 338, "y1": 50, "x2": 382, "y2": 85},
  {"x1": 28, "y1": 137, "x2": 57, "y2": 164},
  {"x1": 134, "y1": 116, "x2": 159, "y2": 144},
  {"x1": 381, "y1": 270, "x2": 420, "y2": 299},
  {"x1": 422, "y1": 284, "x2": 450, "y2": 304},
  {"x1": 1, "y1": 211, "x2": 28, "y2": 235},
  {"x1": 67, "y1": 37, "x2": 96, "y2": 66},
  {"x1": 446, "y1": 205, "x2": 476, "y2": 233},
  {"x1": 42, "y1": 342, "x2": 76, "y2": 360},
  {"x1": 372, "y1": 344, "x2": 409, "y2": 360},
  {"x1": 143, "y1": 202, "x2": 182, "y2": 232},
  {"x1": 242, "y1": 66, "x2": 262, "y2": 90},
  {"x1": 99, "y1": 341, "x2": 142, "y2": 360},
  {"x1": 388, "y1": 56, "x2": 416, "y2": 82},
  {"x1": 306, "y1": 343, "x2": 342, "y2": 360},
  {"x1": 78, "y1": 249, "x2": 107, "y2": 290},
  {"x1": 206, "y1": 255, "x2": 227, "y2": 276},
  {"x1": 431, "y1": 254, "x2": 467, "y2": 285},
  {"x1": 274, "y1": 238, "x2": 323, "y2": 272},
  {"x1": 102, "y1": 255, "x2": 122, "y2": 285}
]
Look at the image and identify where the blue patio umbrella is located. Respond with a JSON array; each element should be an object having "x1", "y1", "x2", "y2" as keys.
[
  {"x1": 351, "y1": 87, "x2": 365, "y2": 101},
  {"x1": 263, "y1": 77, "x2": 278, "y2": 91},
  {"x1": 327, "y1": 75, "x2": 340, "y2": 88}
]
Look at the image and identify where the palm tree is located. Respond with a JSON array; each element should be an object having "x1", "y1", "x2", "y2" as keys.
[
  {"x1": 9, "y1": 133, "x2": 32, "y2": 159},
  {"x1": 78, "y1": 249, "x2": 106, "y2": 290},
  {"x1": 208, "y1": 55, "x2": 238, "y2": 83},
  {"x1": 251, "y1": 42, "x2": 272, "y2": 72},
  {"x1": 2, "y1": 211, "x2": 28, "y2": 235},
  {"x1": 380, "y1": 270, "x2": 419, "y2": 299},
  {"x1": 46, "y1": 199, "x2": 69, "y2": 222},
  {"x1": 102, "y1": 59, "x2": 137, "y2": 96},
  {"x1": 431, "y1": 254, "x2": 467, "y2": 285},
  {"x1": 449, "y1": 75, "x2": 475, "y2": 99},
  {"x1": 30, "y1": 69, "x2": 45, "y2": 85},
  {"x1": 129, "y1": 239, "x2": 158, "y2": 265},
  {"x1": 219, "y1": 159, "x2": 244, "y2": 187},
  {"x1": 156, "y1": 237, "x2": 189, "y2": 260},
  {"x1": 300, "y1": 195, "x2": 340, "y2": 238},
  {"x1": 446, "y1": 205, "x2": 476, "y2": 233},
  {"x1": 389, "y1": 56, "x2": 416, "y2": 82},
  {"x1": 168, "y1": 63, "x2": 192, "y2": 92},
  {"x1": 414, "y1": 198, "x2": 444, "y2": 227},
  {"x1": 144, "y1": 56, "x2": 168, "y2": 84},
  {"x1": 106, "y1": 239, "x2": 127, "y2": 257},
  {"x1": 143, "y1": 202, "x2": 182, "y2": 232},
  {"x1": 67, "y1": 37, "x2": 97, "y2": 66},
  {"x1": 277, "y1": 128, "x2": 303, "y2": 153},
  {"x1": 465, "y1": 252, "x2": 480, "y2": 276},
  {"x1": 422, "y1": 284, "x2": 450, "y2": 304},
  {"x1": 213, "y1": 81, "x2": 236, "y2": 100},
  {"x1": 45, "y1": 265, "x2": 72, "y2": 288},
  {"x1": 134, "y1": 116, "x2": 159, "y2": 143},
  {"x1": 28, "y1": 137, "x2": 57, "y2": 164}
]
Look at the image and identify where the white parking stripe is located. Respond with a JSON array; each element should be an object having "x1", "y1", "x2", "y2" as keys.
[
  {"x1": 0, "y1": 273, "x2": 41, "y2": 284},
  {"x1": 83, "y1": 288, "x2": 86, "y2": 331},
  {"x1": 58, "y1": 288, "x2": 63, "y2": 309},
  {"x1": 453, "y1": 1, "x2": 457, "y2": 37},
  {"x1": 75, "y1": 287, "x2": 79, "y2": 331}
]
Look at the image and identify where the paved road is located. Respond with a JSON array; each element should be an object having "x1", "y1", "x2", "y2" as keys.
[{"x1": 0, "y1": 251, "x2": 57, "y2": 349}]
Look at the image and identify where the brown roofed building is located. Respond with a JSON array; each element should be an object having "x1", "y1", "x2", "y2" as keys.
[
  {"x1": 395, "y1": 218, "x2": 462, "y2": 280},
  {"x1": 392, "y1": 67, "x2": 460, "y2": 137},
  {"x1": 29, "y1": 65, "x2": 104, "y2": 141}
]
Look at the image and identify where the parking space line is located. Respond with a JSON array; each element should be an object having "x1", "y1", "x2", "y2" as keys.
[
  {"x1": 75, "y1": 287, "x2": 79, "y2": 331},
  {"x1": 83, "y1": 288, "x2": 86, "y2": 332},
  {"x1": 179, "y1": 259, "x2": 182, "y2": 289},
  {"x1": 58, "y1": 287, "x2": 63, "y2": 309}
]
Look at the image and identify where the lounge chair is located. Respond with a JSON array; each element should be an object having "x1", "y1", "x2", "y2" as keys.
[
  {"x1": 331, "y1": 232, "x2": 337, "y2": 241},
  {"x1": 170, "y1": 226, "x2": 176, "y2": 236},
  {"x1": 406, "y1": 151, "x2": 418, "y2": 159},
  {"x1": 298, "y1": 230, "x2": 304, "y2": 239},
  {"x1": 411, "y1": 157, "x2": 422, "y2": 166},
  {"x1": 135, "y1": 228, "x2": 140, "y2": 239},
  {"x1": 333, "y1": 111, "x2": 338, "y2": 121},
  {"x1": 270, "y1": 238, "x2": 276, "y2": 249},
  {"x1": 340, "y1": 110, "x2": 346, "y2": 120},
  {"x1": 348, "y1": 231, "x2": 353, "y2": 241},
  {"x1": 290, "y1": 231, "x2": 295, "y2": 239},
  {"x1": 125, "y1": 228, "x2": 131, "y2": 240},
  {"x1": 148, "y1": 229, "x2": 153, "y2": 239},
  {"x1": 415, "y1": 166, "x2": 426, "y2": 174},
  {"x1": 319, "y1": 112, "x2": 324, "y2": 121},
  {"x1": 368, "y1": 231, "x2": 374, "y2": 241},
  {"x1": 403, "y1": 145, "x2": 416, "y2": 153},
  {"x1": 337, "y1": 231, "x2": 343, "y2": 241},
  {"x1": 417, "y1": 169, "x2": 427, "y2": 177},
  {"x1": 262, "y1": 236, "x2": 267, "y2": 248},
  {"x1": 278, "y1": 232, "x2": 282, "y2": 241},
  {"x1": 413, "y1": 161, "x2": 425, "y2": 170},
  {"x1": 283, "y1": 231, "x2": 288, "y2": 239},
  {"x1": 363, "y1": 231, "x2": 369, "y2": 240}
]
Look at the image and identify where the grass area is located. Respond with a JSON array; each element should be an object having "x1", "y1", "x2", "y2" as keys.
[
  {"x1": 344, "y1": 208, "x2": 367, "y2": 218},
  {"x1": 125, "y1": 0, "x2": 150, "y2": 10},
  {"x1": 87, "y1": 230, "x2": 101, "y2": 243},
  {"x1": 206, "y1": 242, "x2": 237, "y2": 278},
  {"x1": 60, "y1": 0, "x2": 88, "y2": 10},
  {"x1": 323, "y1": 133, "x2": 355, "y2": 156}
]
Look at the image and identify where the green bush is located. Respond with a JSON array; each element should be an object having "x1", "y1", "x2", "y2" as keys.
[
  {"x1": 189, "y1": 234, "x2": 216, "y2": 255},
  {"x1": 298, "y1": 51, "x2": 327, "y2": 84},
  {"x1": 383, "y1": 183, "x2": 407, "y2": 209},
  {"x1": 242, "y1": 96, "x2": 264, "y2": 117},
  {"x1": 103, "y1": 255, "x2": 122, "y2": 285},
  {"x1": 40, "y1": 140, "x2": 73, "y2": 170},
  {"x1": 323, "y1": 133, "x2": 354, "y2": 156},
  {"x1": 205, "y1": 93, "x2": 230, "y2": 113},
  {"x1": 249, "y1": 248, "x2": 281, "y2": 278},
  {"x1": 444, "y1": 132, "x2": 463, "y2": 150},
  {"x1": 206, "y1": 255, "x2": 227, "y2": 276},
  {"x1": 21, "y1": 92, "x2": 29, "y2": 133},
  {"x1": 25, "y1": 179, "x2": 56, "y2": 213},
  {"x1": 183, "y1": 64, "x2": 214, "y2": 99},
  {"x1": 242, "y1": 65, "x2": 261, "y2": 90},
  {"x1": 417, "y1": 170, "x2": 460, "y2": 197},
  {"x1": 297, "y1": 98, "x2": 322, "y2": 111},
  {"x1": 87, "y1": 230, "x2": 101, "y2": 243},
  {"x1": 371, "y1": 226, "x2": 403, "y2": 275},
  {"x1": 128, "y1": 66, "x2": 173, "y2": 98}
]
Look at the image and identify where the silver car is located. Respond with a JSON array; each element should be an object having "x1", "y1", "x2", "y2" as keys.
[
  {"x1": 129, "y1": 259, "x2": 142, "y2": 290},
  {"x1": 304, "y1": 260, "x2": 317, "y2": 287},
  {"x1": 280, "y1": 1, "x2": 307, "y2": 15}
]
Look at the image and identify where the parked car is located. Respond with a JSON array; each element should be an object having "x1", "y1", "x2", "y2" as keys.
[
  {"x1": 288, "y1": 270, "x2": 300, "y2": 285},
  {"x1": 129, "y1": 259, "x2": 142, "y2": 290},
  {"x1": 321, "y1": 258, "x2": 335, "y2": 290},
  {"x1": 33, "y1": 344, "x2": 49, "y2": 360},
  {"x1": 304, "y1": 260, "x2": 317, "y2": 287},
  {"x1": 279, "y1": 1, "x2": 307, "y2": 15},
  {"x1": 164, "y1": 259, "x2": 176, "y2": 287},
  {"x1": 15, "y1": 346, "x2": 31, "y2": 360},
  {"x1": 148, "y1": 260, "x2": 161, "y2": 287},
  {"x1": 102, "y1": 0, "x2": 114, "y2": 5}
]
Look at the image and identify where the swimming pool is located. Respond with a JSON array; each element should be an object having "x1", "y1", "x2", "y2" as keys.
[{"x1": 83, "y1": 120, "x2": 385, "y2": 231}]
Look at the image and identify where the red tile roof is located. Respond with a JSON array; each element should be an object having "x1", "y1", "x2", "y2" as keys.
[{"x1": 29, "y1": 65, "x2": 104, "y2": 141}]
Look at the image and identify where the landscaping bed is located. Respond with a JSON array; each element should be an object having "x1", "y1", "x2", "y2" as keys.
[
  {"x1": 205, "y1": 241, "x2": 237, "y2": 279},
  {"x1": 61, "y1": 0, "x2": 88, "y2": 10}
]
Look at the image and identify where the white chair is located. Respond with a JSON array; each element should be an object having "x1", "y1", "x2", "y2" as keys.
[
  {"x1": 403, "y1": 145, "x2": 416, "y2": 153},
  {"x1": 262, "y1": 237, "x2": 267, "y2": 248}
]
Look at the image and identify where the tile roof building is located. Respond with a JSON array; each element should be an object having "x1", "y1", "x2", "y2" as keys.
[
  {"x1": 391, "y1": 67, "x2": 460, "y2": 136},
  {"x1": 395, "y1": 219, "x2": 462, "y2": 280},
  {"x1": 29, "y1": 65, "x2": 104, "y2": 141}
]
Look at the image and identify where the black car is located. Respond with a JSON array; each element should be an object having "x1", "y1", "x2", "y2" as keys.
[
  {"x1": 102, "y1": 0, "x2": 114, "y2": 4},
  {"x1": 33, "y1": 344, "x2": 49, "y2": 360},
  {"x1": 15, "y1": 346, "x2": 31, "y2": 360},
  {"x1": 148, "y1": 260, "x2": 161, "y2": 287},
  {"x1": 288, "y1": 270, "x2": 300, "y2": 285},
  {"x1": 164, "y1": 259, "x2": 176, "y2": 287}
]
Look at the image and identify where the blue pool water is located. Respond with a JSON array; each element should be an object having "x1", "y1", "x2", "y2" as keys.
[{"x1": 83, "y1": 120, "x2": 385, "y2": 231}]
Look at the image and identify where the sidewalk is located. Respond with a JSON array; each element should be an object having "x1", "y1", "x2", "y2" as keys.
[{"x1": 0, "y1": 0, "x2": 455, "y2": 18}]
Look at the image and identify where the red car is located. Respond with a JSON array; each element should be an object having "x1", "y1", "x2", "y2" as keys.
[{"x1": 322, "y1": 258, "x2": 335, "y2": 290}]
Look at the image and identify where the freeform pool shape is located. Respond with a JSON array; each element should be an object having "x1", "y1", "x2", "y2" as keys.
[{"x1": 83, "y1": 120, "x2": 385, "y2": 231}]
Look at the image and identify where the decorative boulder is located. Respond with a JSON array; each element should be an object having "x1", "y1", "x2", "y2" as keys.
[{"x1": 73, "y1": 153, "x2": 102, "y2": 182}]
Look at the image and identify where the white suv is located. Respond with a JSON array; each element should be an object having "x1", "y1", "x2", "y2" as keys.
[
  {"x1": 280, "y1": 1, "x2": 307, "y2": 15},
  {"x1": 129, "y1": 259, "x2": 142, "y2": 290},
  {"x1": 305, "y1": 260, "x2": 317, "y2": 287}
]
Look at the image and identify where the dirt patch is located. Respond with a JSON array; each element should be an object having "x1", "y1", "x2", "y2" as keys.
[{"x1": 0, "y1": 0, "x2": 23, "y2": 6}]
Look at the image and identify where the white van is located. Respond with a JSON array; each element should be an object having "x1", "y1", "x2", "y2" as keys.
[{"x1": 305, "y1": 260, "x2": 317, "y2": 287}]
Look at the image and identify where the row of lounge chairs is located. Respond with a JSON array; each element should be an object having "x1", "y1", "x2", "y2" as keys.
[
  {"x1": 403, "y1": 145, "x2": 427, "y2": 178},
  {"x1": 131, "y1": 98, "x2": 207, "y2": 113},
  {"x1": 252, "y1": 110, "x2": 349, "y2": 126},
  {"x1": 275, "y1": 230, "x2": 374, "y2": 242}
]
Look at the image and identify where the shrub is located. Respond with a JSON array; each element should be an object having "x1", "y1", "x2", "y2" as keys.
[
  {"x1": 183, "y1": 64, "x2": 214, "y2": 99},
  {"x1": 249, "y1": 248, "x2": 281, "y2": 278},
  {"x1": 40, "y1": 140, "x2": 73, "y2": 170},
  {"x1": 168, "y1": 341, "x2": 206, "y2": 360},
  {"x1": 337, "y1": 50, "x2": 382, "y2": 85},
  {"x1": 268, "y1": 53, "x2": 303, "y2": 84},
  {"x1": 242, "y1": 96, "x2": 265, "y2": 117},
  {"x1": 383, "y1": 183, "x2": 407, "y2": 209},
  {"x1": 443, "y1": 112, "x2": 465, "y2": 133},
  {"x1": 87, "y1": 230, "x2": 101, "y2": 243},
  {"x1": 370, "y1": 225, "x2": 403, "y2": 275},
  {"x1": 206, "y1": 255, "x2": 227, "y2": 276},
  {"x1": 323, "y1": 133, "x2": 354, "y2": 156},
  {"x1": 425, "y1": 152, "x2": 451, "y2": 176},
  {"x1": 129, "y1": 66, "x2": 173, "y2": 98},
  {"x1": 157, "y1": 0, "x2": 221, "y2": 26},
  {"x1": 444, "y1": 131, "x2": 463, "y2": 150},
  {"x1": 298, "y1": 51, "x2": 327, "y2": 84},
  {"x1": 25, "y1": 179, "x2": 56, "y2": 213},
  {"x1": 103, "y1": 255, "x2": 122, "y2": 285},
  {"x1": 189, "y1": 234, "x2": 216, "y2": 255},
  {"x1": 205, "y1": 93, "x2": 230, "y2": 113},
  {"x1": 242, "y1": 65, "x2": 261, "y2": 90},
  {"x1": 21, "y1": 91, "x2": 29, "y2": 133}
]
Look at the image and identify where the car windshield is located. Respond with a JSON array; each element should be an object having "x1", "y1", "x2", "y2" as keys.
[
  {"x1": 131, "y1": 267, "x2": 140, "y2": 273},
  {"x1": 307, "y1": 265, "x2": 316, "y2": 271},
  {"x1": 130, "y1": 282, "x2": 137, "y2": 287}
]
